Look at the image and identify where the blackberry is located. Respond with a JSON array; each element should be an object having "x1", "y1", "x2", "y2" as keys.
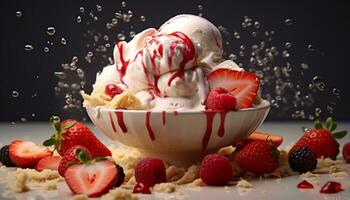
[
  {"x1": 0, "y1": 145, "x2": 15, "y2": 167},
  {"x1": 115, "y1": 164, "x2": 125, "y2": 187},
  {"x1": 289, "y1": 147, "x2": 317, "y2": 173}
]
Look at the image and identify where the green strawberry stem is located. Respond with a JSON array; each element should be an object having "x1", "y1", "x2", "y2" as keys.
[
  {"x1": 43, "y1": 116, "x2": 76, "y2": 151},
  {"x1": 67, "y1": 148, "x2": 108, "y2": 166},
  {"x1": 313, "y1": 117, "x2": 347, "y2": 139}
]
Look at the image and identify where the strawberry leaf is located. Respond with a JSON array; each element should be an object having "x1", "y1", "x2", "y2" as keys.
[
  {"x1": 332, "y1": 131, "x2": 348, "y2": 139},
  {"x1": 314, "y1": 120, "x2": 323, "y2": 129},
  {"x1": 76, "y1": 149, "x2": 90, "y2": 163},
  {"x1": 329, "y1": 122, "x2": 337, "y2": 132},
  {"x1": 325, "y1": 117, "x2": 333, "y2": 130},
  {"x1": 272, "y1": 149, "x2": 280, "y2": 158},
  {"x1": 62, "y1": 121, "x2": 76, "y2": 130},
  {"x1": 43, "y1": 138, "x2": 55, "y2": 146}
]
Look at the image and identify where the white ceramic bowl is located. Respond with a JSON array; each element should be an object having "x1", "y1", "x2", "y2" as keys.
[{"x1": 86, "y1": 100, "x2": 270, "y2": 166}]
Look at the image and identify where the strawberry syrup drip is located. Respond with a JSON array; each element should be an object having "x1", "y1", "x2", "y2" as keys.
[
  {"x1": 167, "y1": 32, "x2": 196, "y2": 86},
  {"x1": 217, "y1": 111, "x2": 227, "y2": 137},
  {"x1": 320, "y1": 181, "x2": 343, "y2": 193},
  {"x1": 109, "y1": 112, "x2": 117, "y2": 132},
  {"x1": 202, "y1": 111, "x2": 216, "y2": 150},
  {"x1": 162, "y1": 111, "x2": 166, "y2": 126},
  {"x1": 145, "y1": 111, "x2": 155, "y2": 141},
  {"x1": 115, "y1": 42, "x2": 129, "y2": 84},
  {"x1": 297, "y1": 180, "x2": 314, "y2": 189},
  {"x1": 115, "y1": 111, "x2": 127, "y2": 133}
]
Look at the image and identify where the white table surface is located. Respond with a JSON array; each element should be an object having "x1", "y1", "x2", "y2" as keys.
[{"x1": 0, "y1": 122, "x2": 349, "y2": 200}]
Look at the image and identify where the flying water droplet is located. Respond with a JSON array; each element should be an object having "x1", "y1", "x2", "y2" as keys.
[
  {"x1": 129, "y1": 31, "x2": 136, "y2": 38},
  {"x1": 198, "y1": 5, "x2": 203, "y2": 10},
  {"x1": 285, "y1": 42, "x2": 292, "y2": 48},
  {"x1": 16, "y1": 11, "x2": 22, "y2": 17},
  {"x1": 284, "y1": 18, "x2": 293, "y2": 26},
  {"x1": 96, "y1": 5, "x2": 102, "y2": 12},
  {"x1": 61, "y1": 37, "x2": 67, "y2": 45},
  {"x1": 121, "y1": 1, "x2": 126, "y2": 7},
  {"x1": 11, "y1": 91, "x2": 19, "y2": 97},
  {"x1": 44, "y1": 47, "x2": 49, "y2": 52},
  {"x1": 47, "y1": 27, "x2": 56, "y2": 35},
  {"x1": 24, "y1": 44, "x2": 34, "y2": 51},
  {"x1": 307, "y1": 44, "x2": 315, "y2": 51},
  {"x1": 79, "y1": 7, "x2": 85, "y2": 13},
  {"x1": 77, "y1": 16, "x2": 82, "y2": 23},
  {"x1": 140, "y1": 16, "x2": 146, "y2": 22},
  {"x1": 332, "y1": 88, "x2": 341, "y2": 99},
  {"x1": 77, "y1": 68, "x2": 85, "y2": 78},
  {"x1": 312, "y1": 76, "x2": 326, "y2": 91},
  {"x1": 301, "y1": 63, "x2": 309, "y2": 70},
  {"x1": 118, "y1": 33, "x2": 126, "y2": 41},
  {"x1": 54, "y1": 72, "x2": 66, "y2": 79}
]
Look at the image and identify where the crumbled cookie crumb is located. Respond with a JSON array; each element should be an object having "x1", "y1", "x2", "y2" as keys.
[
  {"x1": 237, "y1": 179, "x2": 253, "y2": 189},
  {"x1": 175, "y1": 165, "x2": 200, "y2": 184},
  {"x1": 101, "y1": 188, "x2": 139, "y2": 200},
  {"x1": 71, "y1": 194, "x2": 89, "y2": 200},
  {"x1": 187, "y1": 178, "x2": 204, "y2": 187},
  {"x1": 11, "y1": 170, "x2": 29, "y2": 193},
  {"x1": 330, "y1": 171, "x2": 348, "y2": 179},
  {"x1": 152, "y1": 182, "x2": 177, "y2": 193},
  {"x1": 166, "y1": 165, "x2": 186, "y2": 182}
]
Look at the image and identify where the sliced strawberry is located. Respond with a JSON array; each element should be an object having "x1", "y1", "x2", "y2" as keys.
[
  {"x1": 208, "y1": 69, "x2": 259, "y2": 109},
  {"x1": 9, "y1": 140, "x2": 52, "y2": 168},
  {"x1": 246, "y1": 132, "x2": 284, "y2": 147},
  {"x1": 58, "y1": 145, "x2": 91, "y2": 176},
  {"x1": 64, "y1": 160, "x2": 119, "y2": 197},
  {"x1": 36, "y1": 156, "x2": 61, "y2": 172}
]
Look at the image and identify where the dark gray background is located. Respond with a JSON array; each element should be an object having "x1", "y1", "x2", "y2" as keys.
[{"x1": 0, "y1": 0, "x2": 349, "y2": 122}]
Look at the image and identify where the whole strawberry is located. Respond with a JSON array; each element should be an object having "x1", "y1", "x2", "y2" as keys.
[
  {"x1": 291, "y1": 117, "x2": 347, "y2": 160},
  {"x1": 43, "y1": 116, "x2": 111, "y2": 157},
  {"x1": 234, "y1": 140, "x2": 279, "y2": 175},
  {"x1": 58, "y1": 145, "x2": 91, "y2": 176}
]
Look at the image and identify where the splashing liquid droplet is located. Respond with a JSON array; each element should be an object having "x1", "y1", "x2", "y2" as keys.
[
  {"x1": 312, "y1": 76, "x2": 326, "y2": 91},
  {"x1": 96, "y1": 5, "x2": 102, "y2": 12},
  {"x1": 140, "y1": 16, "x2": 146, "y2": 22},
  {"x1": 11, "y1": 91, "x2": 19, "y2": 97},
  {"x1": 79, "y1": 7, "x2": 85, "y2": 13},
  {"x1": 284, "y1": 18, "x2": 293, "y2": 26},
  {"x1": 24, "y1": 44, "x2": 34, "y2": 51},
  {"x1": 77, "y1": 16, "x2": 82, "y2": 23},
  {"x1": 118, "y1": 33, "x2": 126, "y2": 41},
  {"x1": 47, "y1": 27, "x2": 56, "y2": 35},
  {"x1": 16, "y1": 11, "x2": 22, "y2": 17},
  {"x1": 44, "y1": 47, "x2": 49, "y2": 52},
  {"x1": 61, "y1": 37, "x2": 67, "y2": 45}
]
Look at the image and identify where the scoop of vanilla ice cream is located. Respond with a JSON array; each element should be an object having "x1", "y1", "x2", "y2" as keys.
[{"x1": 159, "y1": 14, "x2": 223, "y2": 68}]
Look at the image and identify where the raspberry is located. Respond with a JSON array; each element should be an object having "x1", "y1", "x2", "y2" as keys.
[
  {"x1": 206, "y1": 87, "x2": 236, "y2": 110},
  {"x1": 135, "y1": 157, "x2": 166, "y2": 187},
  {"x1": 288, "y1": 147, "x2": 317, "y2": 173},
  {"x1": 105, "y1": 83, "x2": 123, "y2": 98},
  {"x1": 200, "y1": 154, "x2": 233, "y2": 186},
  {"x1": 0, "y1": 145, "x2": 15, "y2": 167},
  {"x1": 342, "y1": 142, "x2": 350, "y2": 163}
]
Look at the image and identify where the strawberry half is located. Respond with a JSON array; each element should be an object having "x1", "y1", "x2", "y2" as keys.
[
  {"x1": 43, "y1": 116, "x2": 111, "y2": 157},
  {"x1": 246, "y1": 132, "x2": 284, "y2": 147},
  {"x1": 207, "y1": 68, "x2": 259, "y2": 109},
  {"x1": 9, "y1": 140, "x2": 52, "y2": 168},
  {"x1": 36, "y1": 156, "x2": 61, "y2": 172},
  {"x1": 64, "y1": 160, "x2": 120, "y2": 197}
]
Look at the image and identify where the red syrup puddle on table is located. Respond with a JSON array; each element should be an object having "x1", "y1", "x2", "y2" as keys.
[
  {"x1": 320, "y1": 181, "x2": 343, "y2": 193},
  {"x1": 162, "y1": 111, "x2": 166, "y2": 126},
  {"x1": 109, "y1": 112, "x2": 117, "y2": 132},
  {"x1": 202, "y1": 111, "x2": 216, "y2": 150},
  {"x1": 217, "y1": 111, "x2": 227, "y2": 137},
  {"x1": 297, "y1": 180, "x2": 314, "y2": 189},
  {"x1": 115, "y1": 111, "x2": 127, "y2": 133},
  {"x1": 145, "y1": 111, "x2": 155, "y2": 141}
]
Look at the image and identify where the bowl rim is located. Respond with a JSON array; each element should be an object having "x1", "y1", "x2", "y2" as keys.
[{"x1": 87, "y1": 99, "x2": 270, "y2": 114}]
